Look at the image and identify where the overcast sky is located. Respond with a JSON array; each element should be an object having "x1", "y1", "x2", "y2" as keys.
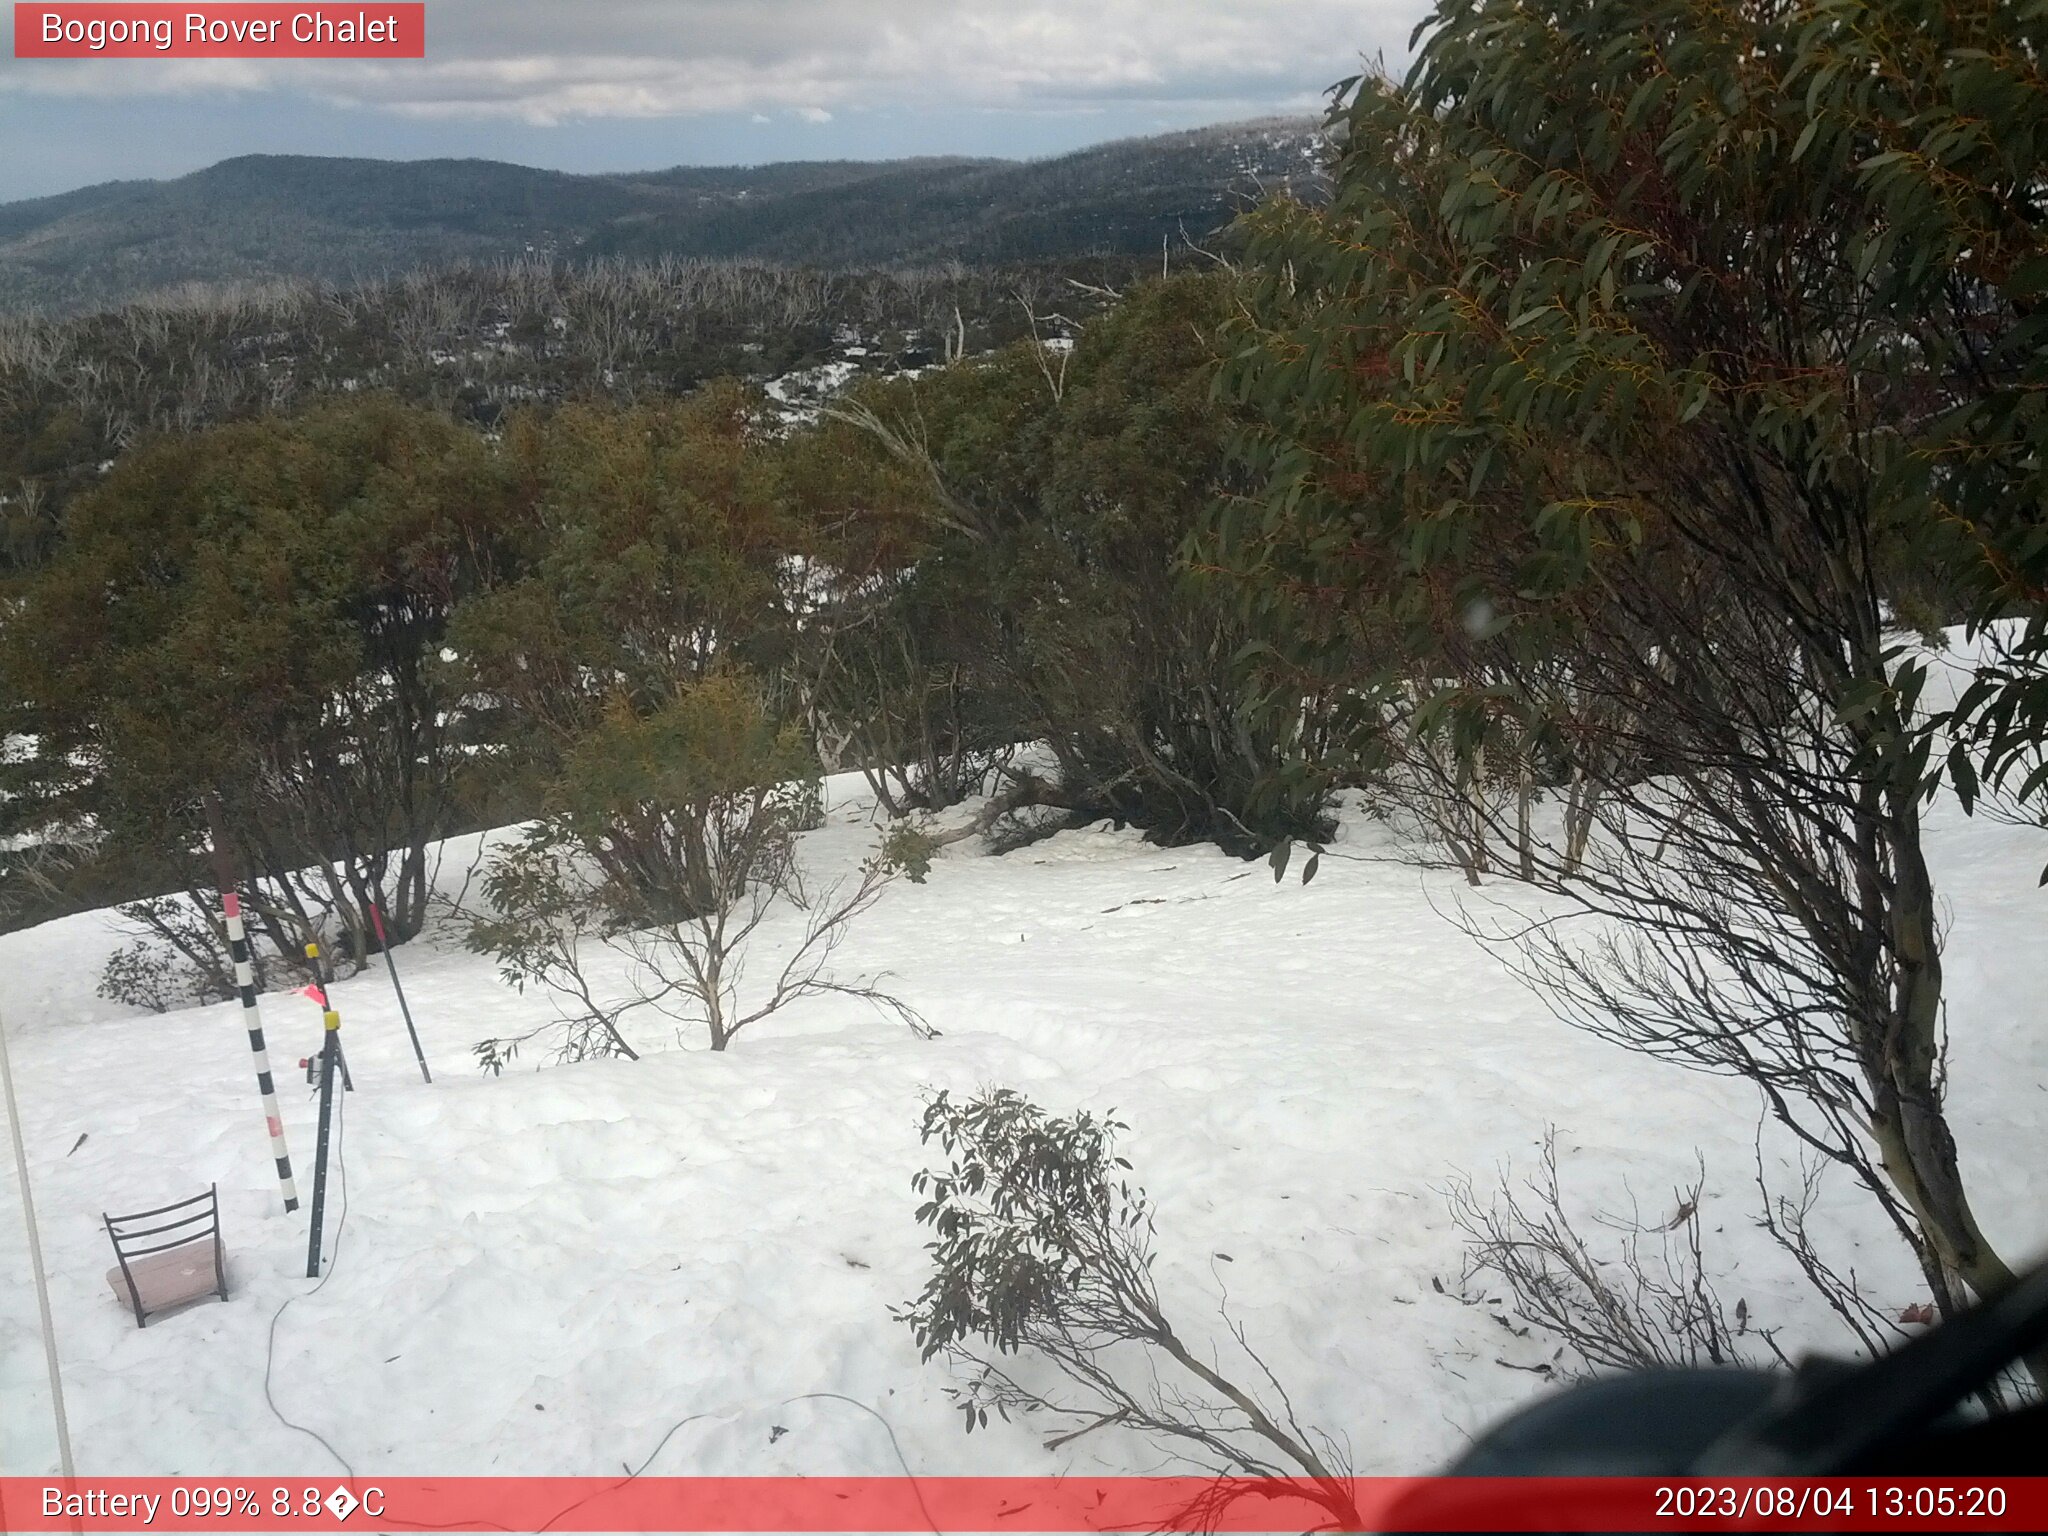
[{"x1": 0, "y1": 1, "x2": 1424, "y2": 204}]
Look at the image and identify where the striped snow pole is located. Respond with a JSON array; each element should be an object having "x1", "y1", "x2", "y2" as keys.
[{"x1": 221, "y1": 890, "x2": 299, "y2": 1214}]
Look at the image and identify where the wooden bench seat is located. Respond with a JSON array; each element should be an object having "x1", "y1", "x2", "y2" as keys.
[
  {"x1": 105, "y1": 1240, "x2": 226, "y2": 1319},
  {"x1": 103, "y1": 1185, "x2": 229, "y2": 1327}
]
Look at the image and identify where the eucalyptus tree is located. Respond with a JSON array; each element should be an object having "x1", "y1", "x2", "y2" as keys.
[
  {"x1": 3, "y1": 396, "x2": 506, "y2": 969},
  {"x1": 1223, "y1": 0, "x2": 2048, "y2": 1367}
]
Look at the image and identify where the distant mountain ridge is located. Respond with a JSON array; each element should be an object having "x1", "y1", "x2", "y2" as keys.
[{"x1": 0, "y1": 118, "x2": 1326, "y2": 313}]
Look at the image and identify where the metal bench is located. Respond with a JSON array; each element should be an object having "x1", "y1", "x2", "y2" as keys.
[{"x1": 103, "y1": 1185, "x2": 229, "y2": 1327}]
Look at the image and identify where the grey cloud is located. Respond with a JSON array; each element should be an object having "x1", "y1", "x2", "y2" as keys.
[{"x1": 1, "y1": 0, "x2": 1414, "y2": 122}]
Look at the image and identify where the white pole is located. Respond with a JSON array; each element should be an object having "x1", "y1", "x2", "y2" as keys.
[{"x1": 0, "y1": 1005, "x2": 77, "y2": 1480}]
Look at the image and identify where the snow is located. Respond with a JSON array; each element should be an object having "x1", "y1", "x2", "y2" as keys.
[
  {"x1": 763, "y1": 361, "x2": 863, "y2": 425},
  {"x1": 3, "y1": 774, "x2": 2046, "y2": 1482}
]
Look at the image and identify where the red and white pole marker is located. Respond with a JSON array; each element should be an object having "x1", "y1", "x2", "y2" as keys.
[
  {"x1": 370, "y1": 901, "x2": 432, "y2": 1084},
  {"x1": 220, "y1": 890, "x2": 299, "y2": 1213}
]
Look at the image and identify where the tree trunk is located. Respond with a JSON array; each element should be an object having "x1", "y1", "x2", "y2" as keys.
[
  {"x1": 1563, "y1": 767, "x2": 1598, "y2": 874},
  {"x1": 1868, "y1": 784, "x2": 2044, "y2": 1391},
  {"x1": 1516, "y1": 749, "x2": 1536, "y2": 883},
  {"x1": 1466, "y1": 741, "x2": 1488, "y2": 883}
]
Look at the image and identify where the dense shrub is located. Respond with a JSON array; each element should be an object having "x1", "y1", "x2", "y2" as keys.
[{"x1": 809, "y1": 274, "x2": 1336, "y2": 856}]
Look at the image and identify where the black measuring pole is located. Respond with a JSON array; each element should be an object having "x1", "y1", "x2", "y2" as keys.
[
  {"x1": 303, "y1": 940, "x2": 342, "y2": 1279},
  {"x1": 370, "y1": 901, "x2": 431, "y2": 1084}
]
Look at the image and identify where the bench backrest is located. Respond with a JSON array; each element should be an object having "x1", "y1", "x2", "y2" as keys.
[
  {"x1": 106, "y1": 1185, "x2": 220, "y2": 1256},
  {"x1": 104, "y1": 1184, "x2": 225, "y2": 1326}
]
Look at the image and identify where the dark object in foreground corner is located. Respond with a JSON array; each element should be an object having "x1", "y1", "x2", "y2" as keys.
[{"x1": 1387, "y1": 1265, "x2": 2047, "y2": 1530}]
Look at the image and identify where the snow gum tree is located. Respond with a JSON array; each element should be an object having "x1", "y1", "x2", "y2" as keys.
[
  {"x1": 1, "y1": 396, "x2": 505, "y2": 971},
  {"x1": 451, "y1": 382, "x2": 798, "y2": 769},
  {"x1": 816, "y1": 273, "x2": 1339, "y2": 854},
  {"x1": 901, "y1": 1088, "x2": 1360, "y2": 1531},
  {"x1": 1221, "y1": 0, "x2": 2048, "y2": 1376},
  {"x1": 455, "y1": 386, "x2": 916, "y2": 1058},
  {"x1": 776, "y1": 399, "x2": 1025, "y2": 813},
  {"x1": 466, "y1": 670, "x2": 915, "y2": 1059}
]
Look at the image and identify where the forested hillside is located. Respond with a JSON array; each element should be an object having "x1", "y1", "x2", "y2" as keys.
[
  {"x1": 0, "y1": 254, "x2": 1141, "y2": 581},
  {"x1": 0, "y1": 119, "x2": 1323, "y2": 313}
]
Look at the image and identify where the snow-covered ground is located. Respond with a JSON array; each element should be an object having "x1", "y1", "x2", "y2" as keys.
[
  {"x1": 3, "y1": 776, "x2": 2045, "y2": 1481},
  {"x1": 763, "y1": 360, "x2": 866, "y2": 425}
]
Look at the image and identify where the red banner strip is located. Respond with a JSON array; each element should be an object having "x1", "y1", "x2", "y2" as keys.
[
  {"x1": 1, "y1": 1477, "x2": 2043, "y2": 1532},
  {"x1": 13, "y1": 5, "x2": 423, "y2": 58}
]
